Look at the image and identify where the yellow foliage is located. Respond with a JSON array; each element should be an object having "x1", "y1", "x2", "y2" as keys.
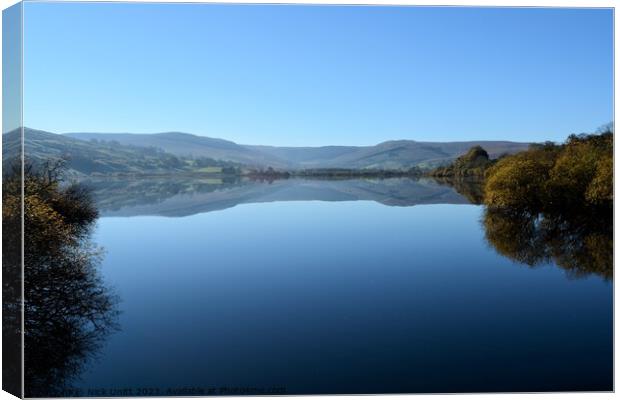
[
  {"x1": 484, "y1": 131, "x2": 612, "y2": 210},
  {"x1": 484, "y1": 148, "x2": 556, "y2": 209},
  {"x1": 586, "y1": 155, "x2": 613, "y2": 204}
]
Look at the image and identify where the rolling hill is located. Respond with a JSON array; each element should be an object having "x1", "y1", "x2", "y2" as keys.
[
  {"x1": 3, "y1": 128, "x2": 531, "y2": 177},
  {"x1": 247, "y1": 140, "x2": 529, "y2": 170},
  {"x1": 64, "y1": 131, "x2": 290, "y2": 168},
  {"x1": 65, "y1": 130, "x2": 530, "y2": 171},
  {"x1": 2, "y1": 128, "x2": 242, "y2": 178}
]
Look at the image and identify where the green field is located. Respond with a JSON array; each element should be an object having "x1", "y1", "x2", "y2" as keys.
[{"x1": 196, "y1": 166, "x2": 223, "y2": 173}]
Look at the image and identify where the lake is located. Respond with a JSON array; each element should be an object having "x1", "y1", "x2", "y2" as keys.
[{"x1": 63, "y1": 178, "x2": 612, "y2": 394}]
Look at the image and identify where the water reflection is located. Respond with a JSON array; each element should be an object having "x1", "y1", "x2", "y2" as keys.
[
  {"x1": 431, "y1": 177, "x2": 485, "y2": 205},
  {"x1": 3, "y1": 160, "x2": 120, "y2": 397},
  {"x1": 7, "y1": 172, "x2": 612, "y2": 395},
  {"x1": 85, "y1": 176, "x2": 613, "y2": 281},
  {"x1": 483, "y1": 207, "x2": 612, "y2": 280},
  {"x1": 430, "y1": 177, "x2": 612, "y2": 280},
  {"x1": 83, "y1": 177, "x2": 469, "y2": 217}
]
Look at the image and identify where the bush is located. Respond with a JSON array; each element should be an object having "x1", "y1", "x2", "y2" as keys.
[
  {"x1": 547, "y1": 131, "x2": 612, "y2": 206},
  {"x1": 484, "y1": 145, "x2": 559, "y2": 209},
  {"x1": 484, "y1": 129, "x2": 612, "y2": 211},
  {"x1": 587, "y1": 154, "x2": 613, "y2": 204}
]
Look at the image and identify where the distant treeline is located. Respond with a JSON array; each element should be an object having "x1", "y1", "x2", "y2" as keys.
[
  {"x1": 244, "y1": 166, "x2": 423, "y2": 181},
  {"x1": 294, "y1": 167, "x2": 423, "y2": 179}
]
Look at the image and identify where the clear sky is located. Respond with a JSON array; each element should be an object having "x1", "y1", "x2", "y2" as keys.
[{"x1": 22, "y1": 2, "x2": 613, "y2": 146}]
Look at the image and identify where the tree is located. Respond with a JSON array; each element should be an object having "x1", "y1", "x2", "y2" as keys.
[
  {"x1": 547, "y1": 131, "x2": 612, "y2": 207},
  {"x1": 3, "y1": 158, "x2": 119, "y2": 397},
  {"x1": 479, "y1": 126, "x2": 613, "y2": 279},
  {"x1": 428, "y1": 146, "x2": 493, "y2": 178},
  {"x1": 586, "y1": 154, "x2": 613, "y2": 204},
  {"x1": 484, "y1": 146, "x2": 558, "y2": 210},
  {"x1": 483, "y1": 128, "x2": 612, "y2": 211}
]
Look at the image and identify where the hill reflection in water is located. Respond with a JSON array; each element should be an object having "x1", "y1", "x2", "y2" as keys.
[
  {"x1": 14, "y1": 176, "x2": 610, "y2": 395},
  {"x1": 84, "y1": 176, "x2": 612, "y2": 281},
  {"x1": 84, "y1": 177, "x2": 470, "y2": 217}
]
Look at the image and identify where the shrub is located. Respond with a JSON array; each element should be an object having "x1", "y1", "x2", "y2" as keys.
[
  {"x1": 484, "y1": 129, "x2": 612, "y2": 210},
  {"x1": 484, "y1": 146, "x2": 559, "y2": 209}
]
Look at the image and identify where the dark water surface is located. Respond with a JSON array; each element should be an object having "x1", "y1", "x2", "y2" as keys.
[{"x1": 66, "y1": 178, "x2": 612, "y2": 394}]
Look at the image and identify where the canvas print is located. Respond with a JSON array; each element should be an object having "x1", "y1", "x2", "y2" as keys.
[{"x1": 2, "y1": 2, "x2": 614, "y2": 397}]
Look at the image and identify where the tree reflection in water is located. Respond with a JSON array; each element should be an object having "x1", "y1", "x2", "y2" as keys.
[
  {"x1": 482, "y1": 207, "x2": 612, "y2": 280},
  {"x1": 3, "y1": 159, "x2": 120, "y2": 397},
  {"x1": 438, "y1": 176, "x2": 613, "y2": 280},
  {"x1": 431, "y1": 177, "x2": 485, "y2": 205}
]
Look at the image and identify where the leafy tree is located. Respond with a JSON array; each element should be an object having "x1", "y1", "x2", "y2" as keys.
[
  {"x1": 483, "y1": 127, "x2": 612, "y2": 211},
  {"x1": 484, "y1": 145, "x2": 559, "y2": 210},
  {"x1": 587, "y1": 154, "x2": 612, "y2": 204},
  {"x1": 547, "y1": 131, "x2": 612, "y2": 207},
  {"x1": 479, "y1": 125, "x2": 613, "y2": 278},
  {"x1": 429, "y1": 145, "x2": 494, "y2": 178}
]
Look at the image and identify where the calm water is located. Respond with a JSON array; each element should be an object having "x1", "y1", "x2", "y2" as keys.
[{"x1": 67, "y1": 179, "x2": 611, "y2": 394}]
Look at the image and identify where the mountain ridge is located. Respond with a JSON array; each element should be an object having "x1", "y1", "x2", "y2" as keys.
[
  {"x1": 2, "y1": 128, "x2": 532, "y2": 177},
  {"x1": 64, "y1": 129, "x2": 531, "y2": 170}
]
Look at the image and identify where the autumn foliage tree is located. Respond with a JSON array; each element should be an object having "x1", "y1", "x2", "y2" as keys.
[
  {"x1": 429, "y1": 145, "x2": 494, "y2": 178},
  {"x1": 483, "y1": 142, "x2": 560, "y2": 210},
  {"x1": 484, "y1": 126, "x2": 613, "y2": 211},
  {"x1": 2, "y1": 158, "x2": 119, "y2": 397},
  {"x1": 480, "y1": 124, "x2": 613, "y2": 279}
]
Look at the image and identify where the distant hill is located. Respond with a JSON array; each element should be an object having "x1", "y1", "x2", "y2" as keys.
[
  {"x1": 2, "y1": 128, "x2": 242, "y2": 178},
  {"x1": 65, "y1": 130, "x2": 530, "y2": 171},
  {"x1": 65, "y1": 131, "x2": 291, "y2": 168},
  {"x1": 3, "y1": 128, "x2": 531, "y2": 177},
  {"x1": 247, "y1": 140, "x2": 529, "y2": 170}
]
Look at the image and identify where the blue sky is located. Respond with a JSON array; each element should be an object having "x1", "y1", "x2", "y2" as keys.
[{"x1": 22, "y1": 3, "x2": 613, "y2": 146}]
